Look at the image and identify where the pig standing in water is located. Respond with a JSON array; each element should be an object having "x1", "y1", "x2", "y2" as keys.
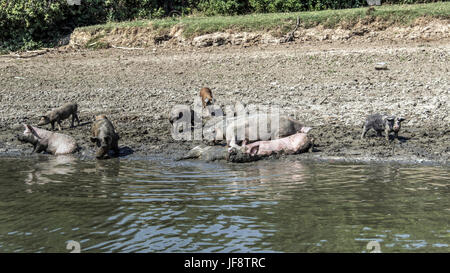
[
  {"x1": 361, "y1": 114, "x2": 406, "y2": 141},
  {"x1": 38, "y1": 102, "x2": 80, "y2": 131},
  {"x1": 17, "y1": 124, "x2": 78, "y2": 155},
  {"x1": 90, "y1": 115, "x2": 120, "y2": 159}
]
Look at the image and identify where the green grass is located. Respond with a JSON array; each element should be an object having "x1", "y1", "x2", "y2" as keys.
[{"x1": 77, "y1": 2, "x2": 450, "y2": 38}]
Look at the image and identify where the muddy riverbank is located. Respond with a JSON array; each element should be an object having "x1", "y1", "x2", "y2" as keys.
[{"x1": 0, "y1": 36, "x2": 448, "y2": 164}]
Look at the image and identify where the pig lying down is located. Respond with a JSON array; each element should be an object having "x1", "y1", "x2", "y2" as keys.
[
  {"x1": 182, "y1": 131, "x2": 314, "y2": 163},
  {"x1": 17, "y1": 124, "x2": 78, "y2": 155},
  {"x1": 227, "y1": 131, "x2": 314, "y2": 163},
  {"x1": 242, "y1": 131, "x2": 313, "y2": 156}
]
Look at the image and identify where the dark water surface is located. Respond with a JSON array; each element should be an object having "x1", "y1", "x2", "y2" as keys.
[{"x1": 0, "y1": 155, "x2": 448, "y2": 253}]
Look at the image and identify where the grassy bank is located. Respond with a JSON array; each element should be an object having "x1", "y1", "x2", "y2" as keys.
[{"x1": 78, "y1": 2, "x2": 450, "y2": 38}]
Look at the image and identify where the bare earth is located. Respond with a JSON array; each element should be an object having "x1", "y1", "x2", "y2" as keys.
[{"x1": 0, "y1": 37, "x2": 449, "y2": 164}]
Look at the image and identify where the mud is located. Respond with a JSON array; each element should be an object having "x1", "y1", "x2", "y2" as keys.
[{"x1": 0, "y1": 29, "x2": 448, "y2": 164}]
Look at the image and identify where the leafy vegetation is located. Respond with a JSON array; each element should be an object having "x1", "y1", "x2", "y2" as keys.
[{"x1": 0, "y1": 0, "x2": 448, "y2": 52}]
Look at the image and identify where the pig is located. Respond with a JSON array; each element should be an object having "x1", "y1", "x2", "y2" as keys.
[
  {"x1": 227, "y1": 132, "x2": 313, "y2": 163},
  {"x1": 90, "y1": 115, "x2": 120, "y2": 159},
  {"x1": 224, "y1": 113, "x2": 311, "y2": 148},
  {"x1": 17, "y1": 124, "x2": 78, "y2": 155},
  {"x1": 241, "y1": 131, "x2": 313, "y2": 156},
  {"x1": 38, "y1": 102, "x2": 80, "y2": 131},
  {"x1": 361, "y1": 114, "x2": 406, "y2": 141},
  {"x1": 199, "y1": 87, "x2": 214, "y2": 108}
]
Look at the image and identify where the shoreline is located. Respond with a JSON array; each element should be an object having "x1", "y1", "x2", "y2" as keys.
[{"x1": 0, "y1": 148, "x2": 448, "y2": 167}]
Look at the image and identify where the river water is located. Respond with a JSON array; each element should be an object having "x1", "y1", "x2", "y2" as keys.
[{"x1": 0, "y1": 155, "x2": 448, "y2": 253}]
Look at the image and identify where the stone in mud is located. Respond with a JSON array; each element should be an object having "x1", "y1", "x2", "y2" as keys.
[{"x1": 375, "y1": 62, "x2": 388, "y2": 70}]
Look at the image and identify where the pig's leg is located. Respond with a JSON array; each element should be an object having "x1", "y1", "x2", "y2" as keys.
[
  {"x1": 31, "y1": 144, "x2": 37, "y2": 154},
  {"x1": 113, "y1": 140, "x2": 120, "y2": 155},
  {"x1": 394, "y1": 131, "x2": 399, "y2": 140},
  {"x1": 35, "y1": 144, "x2": 46, "y2": 154},
  {"x1": 384, "y1": 127, "x2": 390, "y2": 141},
  {"x1": 57, "y1": 119, "x2": 63, "y2": 131},
  {"x1": 71, "y1": 113, "x2": 80, "y2": 127},
  {"x1": 75, "y1": 113, "x2": 80, "y2": 126},
  {"x1": 71, "y1": 114, "x2": 75, "y2": 128},
  {"x1": 308, "y1": 139, "x2": 314, "y2": 153},
  {"x1": 361, "y1": 125, "x2": 369, "y2": 139},
  {"x1": 30, "y1": 143, "x2": 44, "y2": 154},
  {"x1": 51, "y1": 121, "x2": 55, "y2": 131}
]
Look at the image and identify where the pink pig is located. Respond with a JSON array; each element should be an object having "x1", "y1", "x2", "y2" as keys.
[{"x1": 242, "y1": 131, "x2": 314, "y2": 156}]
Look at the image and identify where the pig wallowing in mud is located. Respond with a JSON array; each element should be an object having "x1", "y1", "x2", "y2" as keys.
[
  {"x1": 241, "y1": 131, "x2": 314, "y2": 156},
  {"x1": 91, "y1": 115, "x2": 120, "y2": 159},
  {"x1": 38, "y1": 102, "x2": 80, "y2": 131},
  {"x1": 227, "y1": 131, "x2": 314, "y2": 163},
  {"x1": 17, "y1": 124, "x2": 78, "y2": 155},
  {"x1": 361, "y1": 114, "x2": 406, "y2": 141},
  {"x1": 223, "y1": 113, "x2": 312, "y2": 148}
]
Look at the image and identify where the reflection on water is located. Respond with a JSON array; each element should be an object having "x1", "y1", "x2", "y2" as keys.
[{"x1": 0, "y1": 156, "x2": 448, "y2": 253}]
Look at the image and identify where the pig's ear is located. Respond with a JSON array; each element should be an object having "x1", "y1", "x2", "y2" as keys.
[
  {"x1": 386, "y1": 116, "x2": 395, "y2": 121},
  {"x1": 90, "y1": 137, "x2": 98, "y2": 143},
  {"x1": 398, "y1": 117, "x2": 406, "y2": 122},
  {"x1": 25, "y1": 124, "x2": 34, "y2": 131}
]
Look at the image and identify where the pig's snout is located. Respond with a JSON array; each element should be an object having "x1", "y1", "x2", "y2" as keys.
[{"x1": 393, "y1": 121, "x2": 402, "y2": 132}]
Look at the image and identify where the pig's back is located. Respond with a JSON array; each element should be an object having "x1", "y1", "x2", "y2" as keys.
[
  {"x1": 54, "y1": 103, "x2": 77, "y2": 120},
  {"x1": 50, "y1": 133, "x2": 77, "y2": 155}
]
